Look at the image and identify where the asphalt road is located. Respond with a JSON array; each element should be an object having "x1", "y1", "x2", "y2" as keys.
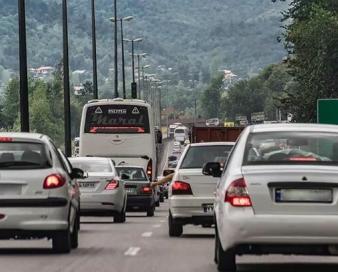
[
  {"x1": 0, "y1": 141, "x2": 338, "y2": 271},
  {"x1": 0, "y1": 202, "x2": 338, "y2": 272}
]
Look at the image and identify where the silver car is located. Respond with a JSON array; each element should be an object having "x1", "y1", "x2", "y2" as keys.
[
  {"x1": 205, "y1": 124, "x2": 338, "y2": 271},
  {"x1": 0, "y1": 133, "x2": 83, "y2": 253},
  {"x1": 69, "y1": 157, "x2": 127, "y2": 223},
  {"x1": 168, "y1": 142, "x2": 235, "y2": 237}
]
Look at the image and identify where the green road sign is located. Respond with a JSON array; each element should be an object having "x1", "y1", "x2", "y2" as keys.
[{"x1": 317, "y1": 99, "x2": 338, "y2": 124}]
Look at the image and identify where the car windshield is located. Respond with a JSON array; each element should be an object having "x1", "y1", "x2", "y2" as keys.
[
  {"x1": 70, "y1": 159, "x2": 112, "y2": 172},
  {"x1": 116, "y1": 167, "x2": 148, "y2": 181},
  {"x1": 180, "y1": 145, "x2": 233, "y2": 169},
  {"x1": 244, "y1": 131, "x2": 338, "y2": 165},
  {"x1": 0, "y1": 142, "x2": 51, "y2": 169}
]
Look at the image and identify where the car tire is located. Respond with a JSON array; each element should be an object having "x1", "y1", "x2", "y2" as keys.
[
  {"x1": 146, "y1": 205, "x2": 155, "y2": 217},
  {"x1": 160, "y1": 194, "x2": 164, "y2": 203},
  {"x1": 71, "y1": 214, "x2": 79, "y2": 249},
  {"x1": 155, "y1": 200, "x2": 160, "y2": 207},
  {"x1": 215, "y1": 228, "x2": 236, "y2": 272},
  {"x1": 52, "y1": 228, "x2": 71, "y2": 254},
  {"x1": 114, "y1": 210, "x2": 126, "y2": 223},
  {"x1": 168, "y1": 212, "x2": 183, "y2": 237}
]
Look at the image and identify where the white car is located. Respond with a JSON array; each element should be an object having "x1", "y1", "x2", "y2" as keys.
[
  {"x1": 206, "y1": 124, "x2": 338, "y2": 271},
  {"x1": 168, "y1": 142, "x2": 235, "y2": 237},
  {"x1": 69, "y1": 157, "x2": 127, "y2": 223},
  {"x1": 0, "y1": 133, "x2": 83, "y2": 253}
]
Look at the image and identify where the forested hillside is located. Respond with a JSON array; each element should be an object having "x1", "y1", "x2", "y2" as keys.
[{"x1": 0, "y1": 0, "x2": 289, "y2": 82}]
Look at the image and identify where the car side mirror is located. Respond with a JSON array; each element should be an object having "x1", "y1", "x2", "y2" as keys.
[
  {"x1": 163, "y1": 169, "x2": 175, "y2": 176},
  {"x1": 71, "y1": 168, "x2": 85, "y2": 179},
  {"x1": 202, "y1": 162, "x2": 222, "y2": 178}
]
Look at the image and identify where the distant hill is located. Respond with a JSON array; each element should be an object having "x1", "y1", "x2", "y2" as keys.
[{"x1": 0, "y1": 0, "x2": 290, "y2": 82}]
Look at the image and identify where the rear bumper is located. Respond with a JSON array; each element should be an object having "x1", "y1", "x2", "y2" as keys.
[
  {"x1": 80, "y1": 191, "x2": 124, "y2": 213},
  {"x1": 0, "y1": 206, "x2": 69, "y2": 231},
  {"x1": 0, "y1": 198, "x2": 68, "y2": 207},
  {"x1": 218, "y1": 206, "x2": 338, "y2": 252},
  {"x1": 126, "y1": 195, "x2": 153, "y2": 210},
  {"x1": 169, "y1": 196, "x2": 214, "y2": 222}
]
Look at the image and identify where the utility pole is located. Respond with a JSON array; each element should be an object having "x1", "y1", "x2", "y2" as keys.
[
  {"x1": 113, "y1": 0, "x2": 119, "y2": 98},
  {"x1": 120, "y1": 19, "x2": 126, "y2": 98},
  {"x1": 18, "y1": 0, "x2": 29, "y2": 132},
  {"x1": 63, "y1": 0, "x2": 72, "y2": 156},
  {"x1": 91, "y1": 0, "x2": 98, "y2": 99}
]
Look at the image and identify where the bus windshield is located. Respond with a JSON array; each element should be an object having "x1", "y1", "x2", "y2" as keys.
[{"x1": 84, "y1": 104, "x2": 150, "y2": 134}]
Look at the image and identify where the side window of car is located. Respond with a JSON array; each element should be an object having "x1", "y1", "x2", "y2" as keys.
[
  {"x1": 47, "y1": 140, "x2": 71, "y2": 176},
  {"x1": 217, "y1": 142, "x2": 238, "y2": 188}
]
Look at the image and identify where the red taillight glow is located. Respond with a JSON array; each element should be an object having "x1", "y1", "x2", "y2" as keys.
[
  {"x1": 105, "y1": 180, "x2": 119, "y2": 190},
  {"x1": 141, "y1": 186, "x2": 152, "y2": 194},
  {"x1": 0, "y1": 137, "x2": 13, "y2": 142},
  {"x1": 147, "y1": 159, "x2": 153, "y2": 179},
  {"x1": 224, "y1": 177, "x2": 252, "y2": 207},
  {"x1": 43, "y1": 174, "x2": 66, "y2": 189},
  {"x1": 172, "y1": 181, "x2": 192, "y2": 195}
]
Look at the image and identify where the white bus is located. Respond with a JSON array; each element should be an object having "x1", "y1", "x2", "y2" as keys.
[{"x1": 79, "y1": 98, "x2": 158, "y2": 180}]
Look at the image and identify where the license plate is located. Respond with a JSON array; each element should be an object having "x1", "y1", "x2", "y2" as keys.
[
  {"x1": 126, "y1": 188, "x2": 137, "y2": 195},
  {"x1": 275, "y1": 188, "x2": 333, "y2": 203},
  {"x1": 79, "y1": 182, "x2": 96, "y2": 189},
  {"x1": 202, "y1": 204, "x2": 214, "y2": 213}
]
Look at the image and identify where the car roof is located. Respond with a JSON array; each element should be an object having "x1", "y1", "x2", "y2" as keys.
[
  {"x1": 69, "y1": 157, "x2": 111, "y2": 162},
  {"x1": 250, "y1": 123, "x2": 338, "y2": 133},
  {"x1": 0, "y1": 132, "x2": 46, "y2": 140},
  {"x1": 189, "y1": 142, "x2": 236, "y2": 147},
  {"x1": 115, "y1": 165, "x2": 144, "y2": 169}
]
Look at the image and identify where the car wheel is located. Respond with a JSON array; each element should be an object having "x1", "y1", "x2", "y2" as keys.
[
  {"x1": 168, "y1": 212, "x2": 183, "y2": 237},
  {"x1": 71, "y1": 214, "x2": 79, "y2": 249},
  {"x1": 147, "y1": 205, "x2": 155, "y2": 217},
  {"x1": 160, "y1": 194, "x2": 164, "y2": 203},
  {"x1": 114, "y1": 210, "x2": 126, "y2": 223},
  {"x1": 52, "y1": 228, "x2": 71, "y2": 253},
  {"x1": 155, "y1": 200, "x2": 160, "y2": 207},
  {"x1": 215, "y1": 228, "x2": 236, "y2": 271}
]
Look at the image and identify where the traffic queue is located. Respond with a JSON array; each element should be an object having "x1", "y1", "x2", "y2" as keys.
[{"x1": 2, "y1": 98, "x2": 338, "y2": 272}]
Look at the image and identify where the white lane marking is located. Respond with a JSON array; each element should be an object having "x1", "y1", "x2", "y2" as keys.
[
  {"x1": 124, "y1": 247, "x2": 141, "y2": 256},
  {"x1": 142, "y1": 232, "x2": 153, "y2": 238},
  {"x1": 160, "y1": 220, "x2": 165, "y2": 223},
  {"x1": 152, "y1": 224, "x2": 161, "y2": 228}
]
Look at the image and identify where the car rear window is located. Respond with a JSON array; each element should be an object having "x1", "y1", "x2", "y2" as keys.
[
  {"x1": 175, "y1": 129, "x2": 185, "y2": 134},
  {"x1": 116, "y1": 167, "x2": 148, "y2": 181},
  {"x1": 244, "y1": 131, "x2": 338, "y2": 165},
  {"x1": 70, "y1": 160, "x2": 112, "y2": 172},
  {"x1": 180, "y1": 145, "x2": 233, "y2": 169},
  {"x1": 0, "y1": 142, "x2": 51, "y2": 169}
]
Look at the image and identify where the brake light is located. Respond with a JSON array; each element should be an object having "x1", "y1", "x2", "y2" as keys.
[
  {"x1": 141, "y1": 185, "x2": 152, "y2": 194},
  {"x1": 105, "y1": 180, "x2": 119, "y2": 190},
  {"x1": 43, "y1": 174, "x2": 66, "y2": 189},
  {"x1": 224, "y1": 177, "x2": 252, "y2": 207},
  {"x1": 0, "y1": 137, "x2": 13, "y2": 142},
  {"x1": 147, "y1": 159, "x2": 153, "y2": 179},
  {"x1": 172, "y1": 181, "x2": 192, "y2": 195}
]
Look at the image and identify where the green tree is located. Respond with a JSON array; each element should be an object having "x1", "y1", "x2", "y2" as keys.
[{"x1": 200, "y1": 74, "x2": 223, "y2": 118}]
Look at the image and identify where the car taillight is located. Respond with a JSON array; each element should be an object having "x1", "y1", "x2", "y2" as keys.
[
  {"x1": 105, "y1": 180, "x2": 119, "y2": 190},
  {"x1": 43, "y1": 174, "x2": 66, "y2": 189},
  {"x1": 172, "y1": 181, "x2": 192, "y2": 195},
  {"x1": 0, "y1": 137, "x2": 13, "y2": 142},
  {"x1": 224, "y1": 177, "x2": 252, "y2": 207},
  {"x1": 147, "y1": 159, "x2": 153, "y2": 179},
  {"x1": 141, "y1": 185, "x2": 152, "y2": 194}
]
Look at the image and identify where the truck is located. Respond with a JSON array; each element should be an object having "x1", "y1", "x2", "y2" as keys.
[{"x1": 191, "y1": 126, "x2": 244, "y2": 143}]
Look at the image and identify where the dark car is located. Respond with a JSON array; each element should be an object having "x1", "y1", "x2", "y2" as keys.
[{"x1": 116, "y1": 166, "x2": 156, "y2": 217}]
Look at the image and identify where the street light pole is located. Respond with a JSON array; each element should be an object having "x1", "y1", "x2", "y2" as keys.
[
  {"x1": 110, "y1": 16, "x2": 133, "y2": 99},
  {"x1": 131, "y1": 40, "x2": 135, "y2": 83},
  {"x1": 91, "y1": 0, "x2": 98, "y2": 99},
  {"x1": 137, "y1": 54, "x2": 141, "y2": 99},
  {"x1": 18, "y1": 0, "x2": 29, "y2": 132},
  {"x1": 62, "y1": 0, "x2": 72, "y2": 156},
  {"x1": 113, "y1": 0, "x2": 118, "y2": 98},
  {"x1": 120, "y1": 19, "x2": 126, "y2": 98}
]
